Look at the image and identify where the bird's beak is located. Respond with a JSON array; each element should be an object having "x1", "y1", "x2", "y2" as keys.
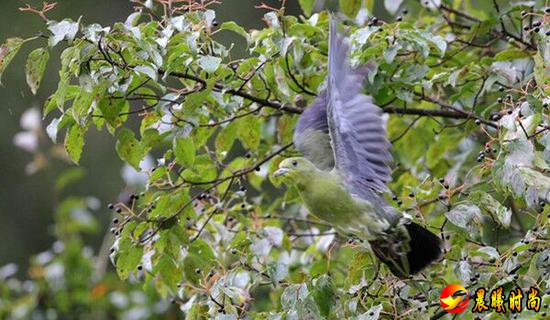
[{"x1": 273, "y1": 168, "x2": 289, "y2": 177}]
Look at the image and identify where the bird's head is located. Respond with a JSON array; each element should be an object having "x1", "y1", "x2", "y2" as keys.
[{"x1": 273, "y1": 157, "x2": 317, "y2": 185}]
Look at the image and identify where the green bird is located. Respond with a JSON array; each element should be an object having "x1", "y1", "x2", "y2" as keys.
[{"x1": 273, "y1": 18, "x2": 442, "y2": 278}]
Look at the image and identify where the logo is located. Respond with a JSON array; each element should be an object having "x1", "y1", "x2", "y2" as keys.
[{"x1": 440, "y1": 284, "x2": 470, "y2": 314}]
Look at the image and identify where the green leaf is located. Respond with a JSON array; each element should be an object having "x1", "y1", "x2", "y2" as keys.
[
  {"x1": 174, "y1": 137, "x2": 195, "y2": 167},
  {"x1": 313, "y1": 275, "x2": 336, "y2": 317},
  {"x1": 445, "y1": 203, "x2": 482, "y2": 231},
  {"x1": 97, "y1": 98, "x2": 128, "y2": 127},
  {"x1": 0, "y1": 37, "x2": 25, "y2": 83},
  {"x1": 468, "y1": 191, "x2": 511, "y2": 228},
  {"x1": 64, "y1": 125, "x2": 86, "y2": 164},
  {"x1": 183, "y1": 240, "x2": 216, "y2": 285},
  {"x1": 299, "y1": 0, "x2": 315, "y2": 16},
  {"x1": 339, "y1": 0, "x2": 362, "y2": 18},
  {"x1": 25, "y1": 48, "x2": 49, "y2": 94},
  {"x1": 47, "y1": 19, "x2": 79, "y2": 47},
  {"x1": 197, "y1": 55, "x2": 221, "y2": 73},
  {"x1": 494, "y1": 49, "x2": 531, "y2": 61},
  {"x1": 215, "y1": 121, "x2": 239, "y2": 159},
  {"x1": 154, "y1": 254, "x2": 181, "y2": 288},
  {"x1": 115, "y1": 128, "x2": 150, "y2": 170},
  {"x1": 56, "y1": 46, "x2": 80, "y2": 109},
  {"x1": 115, "y1": 238, "x2": 143, "y2": 280},
  {"x1": 219, "y1": 21, "x2": 250, "y2": 42},
  {"x1": 236, "y1": 116, "x2": 261, "y2": 151},
  {"x1": 149, "y1": 190, "x2": 190, "y2": 219}
]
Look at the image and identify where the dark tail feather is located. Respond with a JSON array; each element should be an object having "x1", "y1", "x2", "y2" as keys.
[{"x1": 369, "y1": 222, "x2": 442, "y2": 278}]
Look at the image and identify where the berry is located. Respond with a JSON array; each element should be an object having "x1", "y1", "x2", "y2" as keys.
[
  {"x1": 239, "y1": 186, "x2": 246, "y2": 192},
  {"x1": 108, "y1": 203, "x2": 114, "y2": 210},
  {"x1": 409, "y1": 192, "x2": 415, "y2": 198},
  {"x1": 402, "y1": 9, "x2": 408, "y2": 15},
  {"x1": 392, "y1": 195, "x2": 398, "y2": 201},
  {"x1": 212, "y1": 20, "x2": 218, "y2": 27},
  {"x1": 137, "y1": 265, "x2": 143, "y2": 270},
  {"x1": 396, "y1": 16, "x2": 402, "y2": 22},
  {"x1": 534, "y1": 27, "x2": 541, "y2": 33},
  {"x1": 112, "y1": 218, "x2": 119, "y2": 224},
  {"x1": 475, "y1": 119, "x2": 481, "y2": 125},
  {"x1": 116, "y1": 207, "x2": 122, "y2": 213},
  {"x1": 195, "y1": 268, "x2": 201, "y2": 274}
]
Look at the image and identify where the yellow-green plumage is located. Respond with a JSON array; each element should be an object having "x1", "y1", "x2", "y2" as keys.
[{"x1": 275, "y1": 157, "x2": 391, "y2": 240}]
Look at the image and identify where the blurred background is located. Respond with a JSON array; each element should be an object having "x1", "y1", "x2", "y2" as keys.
[{"x1": 0, "y1": 0, "x2": 304, "y2": 271}]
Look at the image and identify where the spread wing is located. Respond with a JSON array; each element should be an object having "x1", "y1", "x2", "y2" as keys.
[{"x1": 293, "y1": 17, "x2": 392, "y2": 196}]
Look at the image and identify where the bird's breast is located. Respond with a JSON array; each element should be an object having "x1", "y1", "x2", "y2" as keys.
[{"x1": 297, "y1": 175, "x2": 390, "y2": 239}]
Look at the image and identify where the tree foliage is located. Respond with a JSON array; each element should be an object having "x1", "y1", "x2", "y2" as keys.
[{"x1": 2, "y1": 0, "x2": 550, "y2": 319}]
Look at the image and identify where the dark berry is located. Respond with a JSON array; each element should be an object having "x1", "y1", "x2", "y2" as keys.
[
  {"x1": 212, "y1": 20, "x2": 218, "y2": 27},
  {"x1": 195, "y1": 268, "x2": 201, "y2": 274},
  {"x1": 137, "y1": 265, "x2": 143, "y2": 270},
  {"x1": 108, "y1": 203, "x2": 114, "y2": 210},
  {"x1": 396, "y1": 16, "x2": 402, "y2": 22},
  {"x1": 116, "y1": 207, "x2": 122, "y2": 213},
  {"x1": 112, "y1": 218, "x2": 119, "y2": 224},
  {"x1": 535, "y1": 27, "x2": 541, "y2": 33}
]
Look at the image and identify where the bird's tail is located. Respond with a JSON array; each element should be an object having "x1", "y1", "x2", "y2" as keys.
[{"x1": 369, "y1": 222, "x2": 442, "y2": 278}]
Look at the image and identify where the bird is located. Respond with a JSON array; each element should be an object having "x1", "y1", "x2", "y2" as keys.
[{"x1": 273, "y1": 17, "x2": 442, "y2": 278}]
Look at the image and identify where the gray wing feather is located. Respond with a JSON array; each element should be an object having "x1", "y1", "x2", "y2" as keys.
[
  {"x1": 326, "y1": 17, "x2": 392, "y2": 195},
  {"x1": 293, "y1": 17, "x2": 392, "y2": 196}
]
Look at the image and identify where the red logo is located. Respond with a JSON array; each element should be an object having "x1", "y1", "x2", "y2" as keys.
[{"x1": 440, "y1": 284, "x2": 469, "y2": 314}]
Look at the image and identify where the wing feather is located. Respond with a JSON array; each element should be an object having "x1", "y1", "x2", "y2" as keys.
[{"x1": 293, "y1": 17, "x2": 393, "y2": 197}]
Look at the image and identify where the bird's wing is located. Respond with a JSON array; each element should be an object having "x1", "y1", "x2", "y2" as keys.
[
  {"x1": 293, "y1": 91, "x2": 335, "y2": 171},
  {"x1": 325, "y1": 17, "x2": 392, "y2": 195}
]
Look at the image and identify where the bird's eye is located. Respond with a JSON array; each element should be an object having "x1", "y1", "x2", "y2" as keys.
[{"x1": 292, "y1": 160, "x2": 298, "y2": 167}]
